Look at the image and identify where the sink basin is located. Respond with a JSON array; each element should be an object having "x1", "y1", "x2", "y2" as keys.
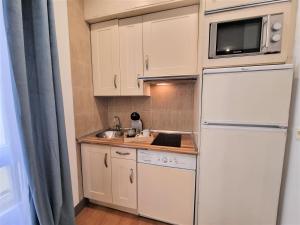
[{"x1": 95, "y1": 129, "x2": 124, "y2": 139}]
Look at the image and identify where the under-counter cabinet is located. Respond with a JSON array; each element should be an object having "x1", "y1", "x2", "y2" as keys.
[
  {"x1": 91, "y1": 20, "x2": 121, "y2": 96},
  {"x1": 119, "y1": 17, "x2": 149, "y2": 96},
  {"x1": 143, "y1": 6, "x2": 199, "y2": 76},
  {"x1": 205, "y1": 0, "x2": 283, "y2": 12},
  {"x1": 81, "y1": 144, "x2": 137, "y2": 210},
  {"x1": 111, "y1": 147, "x2": 137, "y2": 209},
  {"x1": 81, "y1": 144, "x2": 112, "y2": 203}
]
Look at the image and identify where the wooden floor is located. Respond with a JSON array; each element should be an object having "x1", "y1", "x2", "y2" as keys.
[{"x1": 76, "y1": 204, "x2": 169, "y2": 225}]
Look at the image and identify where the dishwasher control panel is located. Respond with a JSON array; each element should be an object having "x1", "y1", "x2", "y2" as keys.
[{"x1": 138, "y1": 150, "x2": 196, "y2": 170}]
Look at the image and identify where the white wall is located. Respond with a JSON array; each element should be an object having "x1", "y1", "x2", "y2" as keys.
[
  {"x1": 53, "y1": 0, "x2": 80, "y2": 206},
  {"x1": 279, "y1": 2, "x2": 300, "y2": 224}
]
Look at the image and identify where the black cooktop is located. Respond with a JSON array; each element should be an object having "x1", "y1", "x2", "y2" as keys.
[{"x1": 151, "y1": 133, "x2": 181, "y2": 148}]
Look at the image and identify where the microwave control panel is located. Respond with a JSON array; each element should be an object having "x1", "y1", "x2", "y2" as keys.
[{"x1": 265, "y1": 13, "x2": 283, "y2": 53}]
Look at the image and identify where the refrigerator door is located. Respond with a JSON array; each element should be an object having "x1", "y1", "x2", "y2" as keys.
[
  {"x1": 202, "y1": 65, "x2": 293, "y2": 127},
  {"x1": 198, "y1": 125, "x2": 287, "y2": 225}
]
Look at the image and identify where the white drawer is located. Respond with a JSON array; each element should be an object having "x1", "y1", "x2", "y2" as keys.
[{"x1": 111, "y1": 147, "x2": 136, "y2": 160}]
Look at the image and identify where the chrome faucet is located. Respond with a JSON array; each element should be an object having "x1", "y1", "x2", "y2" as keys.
[{"x1": 113, "y1": 116, "x2": 121, "y2": 131}]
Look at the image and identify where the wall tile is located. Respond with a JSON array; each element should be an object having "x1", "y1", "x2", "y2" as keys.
[
  {"x1": 106, "y1": 83, "x2": 194, "y2": 132},
  {"x1": 131, "y1": 96, "x2": 151, "y2": 112}
]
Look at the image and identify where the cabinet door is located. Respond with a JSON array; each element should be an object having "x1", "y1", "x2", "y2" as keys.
[
  {"x1": 143, "y1": 5, "x2": 198, "y2": 76},
  {"x1": 202, "y1": 66, "x2": 293, "y2": 127},
  {"x1": 131, "y1": 0, "x2": 177, "y2": 8},
  {"x1": 198, "y1": 126, "x2": 287, "y2": 225},
  {"x1": 84, "y1": 0, "x2": 132, "y2": 20},
  {"x1": 112, "y1": 158, "x2": 137, "y2": 209},
  {"x1": 84, "y1": 0, "x2": 199, "y2": 22},
  {"x1": 91, "y1": 20, "x2": 120, "y2": 96},
  {"x1": 205, "y1": 0, "x2": 281, "y2": 12},
  {"x1": 119, "y1": 17, "x2": 145, "y2": 96},
  {"x1": 81, "y1": 144, "x2": 112, "y2": 203}
]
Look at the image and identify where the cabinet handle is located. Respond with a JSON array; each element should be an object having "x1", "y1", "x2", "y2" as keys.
[
  {"x1": 116, "y1": 151, "x2": 130, "y2": 156},
  {"x1": 137, "y1": 75, "x2": 140, "y2": 88},
  {"x1": 145, "y1": 55, "x2": 149, "y2": 71},
  {"x1": 104, "y1": 153, "x2": 108, "y2": 168},
  {"x1": 114, "y1": 74, "x2": 117, "y2": 89},
  {"x1": 129, "y1": 169, "x2": 134, "y2": 184}
]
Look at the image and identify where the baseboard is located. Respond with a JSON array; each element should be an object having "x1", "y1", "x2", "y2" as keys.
[
  {"x1": 75, "y1": 198, "x2": 88, "y2": 216},
  {"x1": 89, "y1": 199, "x2": 138, "y2": 215}
]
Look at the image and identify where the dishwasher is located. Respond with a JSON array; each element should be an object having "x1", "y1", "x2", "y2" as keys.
[{"x1": 138, "y1": 149, "x2": 196, "y2": 225}]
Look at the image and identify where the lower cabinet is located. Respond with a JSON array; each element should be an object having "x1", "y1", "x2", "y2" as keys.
[
  {"x1": 81, "y1": 144, "x2": 137, "y2": 210},
  {"x1": 112, "y1": 158, "x2": 137, "y2": 209},
  {"x1": 81, "y1": 144, "x2": 112, "y2": 203}
]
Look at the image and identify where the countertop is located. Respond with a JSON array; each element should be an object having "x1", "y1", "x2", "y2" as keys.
[{"x1": 77, "y1": 131, "x2": 198, "y2": 155}]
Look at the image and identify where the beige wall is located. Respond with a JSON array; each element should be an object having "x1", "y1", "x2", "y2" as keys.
[
  {"x1": 67, "y1": 0, "x2": 109, "y2": 201},
  {"x1": 53, "y1": 0, "x2": 79, "y2": 206},
  {"x1": 107, "y1": 83, "x2": 195, "y2": 132},
  {"x1": 279, "y1": 1, "x2": 300, "y2": 224},
  {"x1": 68, "y1": 0, "x2": 108, "y2": 138}
]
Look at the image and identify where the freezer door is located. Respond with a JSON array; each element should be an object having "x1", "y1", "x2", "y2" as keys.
[
  {"x1": 202, "y1": 67, "x2": 293, "y2": 126},
  {"x1": 198, "y1": 125, "x2": 287, "y2": 225}
]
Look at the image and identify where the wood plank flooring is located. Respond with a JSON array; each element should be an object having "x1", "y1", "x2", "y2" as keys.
[{"x1": 76, "y1": 204, "x2": 169, "y2": 225}]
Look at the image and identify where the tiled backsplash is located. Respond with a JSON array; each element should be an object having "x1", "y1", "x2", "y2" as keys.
[{"x1": 106, "y1": 83, "x2": 194, "y2": 132}]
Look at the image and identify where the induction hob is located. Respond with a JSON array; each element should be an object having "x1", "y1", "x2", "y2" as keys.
[{"x1": 151, "y1": 133, "x2": 181, "y2": 148}]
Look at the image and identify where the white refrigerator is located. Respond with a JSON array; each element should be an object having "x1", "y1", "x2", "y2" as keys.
[{"x1": 198, "y1": 64, "x2": 294, "y2": 225}]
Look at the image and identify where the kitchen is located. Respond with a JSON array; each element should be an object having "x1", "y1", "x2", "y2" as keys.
[
  {"x1": 64, "y1": 0, "x2": 298, "y2": 224},
  {"x1": 66, "y1": 0, "x2": 298, "y2": 224},
  {"x1": 0, "y1": 0, "x2": 299, "y2": 225}
]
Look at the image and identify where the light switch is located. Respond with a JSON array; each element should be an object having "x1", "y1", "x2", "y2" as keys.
[{"x1": 297, "y1": 129, "x2": 300, "y2": 140}]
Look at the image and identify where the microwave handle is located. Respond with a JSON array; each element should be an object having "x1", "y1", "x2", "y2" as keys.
[
  {"x1": 209, "y1": 23, "x2": 218, "y2": 58},
  {"x1": 261, "y1": 16, "x2": 270, "y2": 52}
]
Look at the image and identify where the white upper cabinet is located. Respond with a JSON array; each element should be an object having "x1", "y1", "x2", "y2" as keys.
[
  {"x1": 84, "y1": 0, "x2": 199, "y2": 23},
  {"x1": 119, "y1": 17, "x2": 149, "y2": 96},
  {"x1": 91, "y1": 20, "x2": 121, "y2": 96},
  {"x1": 81, "y1": 144, "x2": 112, "y2": 204},
  {"x1": 205, "y1": 0, "x2": 283, "y2": 12},
  {"x1": 91, "y1": 6, "x2": 199, "y2": 96},
  {"x1": 143, "y1": 6, "x2": 199, "y2": 76}
]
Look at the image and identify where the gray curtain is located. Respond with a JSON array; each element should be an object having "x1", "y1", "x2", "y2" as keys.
[{"x1": 2, "y1": 0, "x2": 76, "y2": 225}]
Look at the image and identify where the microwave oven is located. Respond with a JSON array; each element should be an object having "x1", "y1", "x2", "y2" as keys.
[{"x1": 209, "y1": 14, "x2": 283, "y2": 59}]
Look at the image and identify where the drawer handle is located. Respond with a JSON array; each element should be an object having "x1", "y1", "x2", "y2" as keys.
[
  {"x1": 116, "y1": 151, "x2": 130, "y2": 156},
  {"x1": 129, "y1": 169, "x2": 134, "y2": 184},
  {"x1": 104, "y1": 153, "x2": 108, "y2": 168}
]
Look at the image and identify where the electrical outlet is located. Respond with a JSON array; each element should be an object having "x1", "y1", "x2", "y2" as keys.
[{"x1": 297, "y1": 129, "x2": 300, "y2": 140}]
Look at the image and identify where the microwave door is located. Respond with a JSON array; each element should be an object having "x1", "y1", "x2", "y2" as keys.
[{"x1": 209, "y1": 17, "x2": 264, "y2": 58}]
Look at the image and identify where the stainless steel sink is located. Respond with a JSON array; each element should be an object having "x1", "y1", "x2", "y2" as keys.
[{"x1": 95, "y1": 129, "x2": 124, "y2": 139}]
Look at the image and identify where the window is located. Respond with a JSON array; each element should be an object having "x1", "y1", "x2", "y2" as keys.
[
  {"x1": 0, "y1": 1, "x2": 32, "y2": 224},
  {"x1": 0, "y1": 82, "x2": 15, "y2": 214},
  {"x1": 0, "y1": 104, "x2": 4, "y2": 146}
]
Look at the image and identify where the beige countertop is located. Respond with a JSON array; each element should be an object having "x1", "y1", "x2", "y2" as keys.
[{"x1": 78, "y1": 131, "x2": 198, "y2": 155}]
